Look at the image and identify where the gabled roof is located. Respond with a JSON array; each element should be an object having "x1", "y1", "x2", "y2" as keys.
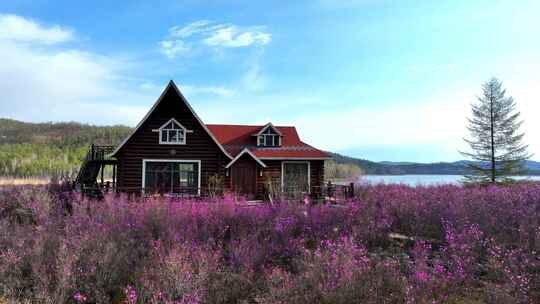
[
  {"x1": 110, "y1": 81, "x2": 233, "y2": 159},
  {"x1": 206, "y1": 124, "x2": 331, "y2": 159},
  {"x1": 206, "y1": 124, "x2": 301, "y2": 146},
  {"x1": 225, "y1": 148, "x2": 267, "y2": 168},
  {"x1": 252, "y1": 122, "x2": 282, "y2": 136}
]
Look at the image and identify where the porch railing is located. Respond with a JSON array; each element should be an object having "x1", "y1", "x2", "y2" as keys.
[
  {"x1": 80, "y1": 181, "x2": 356, "y2": 202},
  {"x1": 86, "y1": 144, "x2": 116, "y2": 161}
]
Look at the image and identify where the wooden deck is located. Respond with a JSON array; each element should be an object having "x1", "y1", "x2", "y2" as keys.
[{"x1": 74, "y1": 144, "x2": 117, "y2": 198}]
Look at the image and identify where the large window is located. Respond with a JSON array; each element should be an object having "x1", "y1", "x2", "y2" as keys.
[
  {"x1": 258, "y1": 128, "x2": 280, "y2": 147},
  {"x1": 159, "y1": 119, "x2": 186, "y2": 144},
  {"x1": 282, "y1": 162, "x2": 310, "y2": 194},
  {"x1": 143, "y1": 160, "x2": 200, "y2": 194}
]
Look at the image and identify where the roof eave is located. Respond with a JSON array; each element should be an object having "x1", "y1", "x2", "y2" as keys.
[
  {"x1": 255, "y1": 122, "x2": 283, "y2": 136},
  {"x1": 258, "y1": 157, "x2": 332, "y2": 160},
  {"x1": 225, "y1": 148, "x2": 267, "y2": 169}
]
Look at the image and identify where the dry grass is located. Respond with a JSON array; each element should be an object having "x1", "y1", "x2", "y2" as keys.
[{"x1": 0, "y1": 177, "x2": 50, "y2": 186}]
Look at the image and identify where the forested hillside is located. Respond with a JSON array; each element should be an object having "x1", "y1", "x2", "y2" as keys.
[
  {"x1": 330, "y1": 152, "x2": 472, "y2": 174},
  {"x1": 329, "y1": 153, "x2": 393, "y2": 174},
  {"x1": 330, "y1": 152, "x2": 540, "y2": 176},
  {"x1": 1, "y1": 118, "x2": 538, "y2": 178},
  {"x1": 0, "y1": 119, "x2": 131, "y2": 177}
]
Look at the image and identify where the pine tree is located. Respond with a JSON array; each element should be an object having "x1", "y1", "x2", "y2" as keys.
[{"x1": 462, "y1": 78, "x2": 531, "y2": 183}]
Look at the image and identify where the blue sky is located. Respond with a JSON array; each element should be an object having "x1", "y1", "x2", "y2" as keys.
[{"x1": 1, "y1": 0, "x2": 539, "y2": 162}]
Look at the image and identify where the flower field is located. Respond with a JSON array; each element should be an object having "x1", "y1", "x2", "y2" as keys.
[{"x1": 0, "y1": 183, "x2": 539, "y2": 303}]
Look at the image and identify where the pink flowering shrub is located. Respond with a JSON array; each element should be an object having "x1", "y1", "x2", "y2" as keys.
[
  {"x1": 0, "y1": 182, "x2": 538, "y2": 303},
  {"x1": 260, "y1": 236, "x2": 407, "y2": 303}
]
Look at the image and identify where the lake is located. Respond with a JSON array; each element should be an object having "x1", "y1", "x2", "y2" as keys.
[{"x1": 353, "y1": 175, "x2": 540, "y2": 186}]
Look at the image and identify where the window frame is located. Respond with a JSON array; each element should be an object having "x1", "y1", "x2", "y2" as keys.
[
  {"x1": 281, "y1": 161, "x2": 311, "y2": 194},
  {"x1": 258, "y1": 135, "x2": 265, "y2": 146},
  {"x1": 257, "y1": 128, "x2": 281, "y2": 147},
  {"x1": 157, "y1": 118, "x2": 189, "y2": 145},
  {"x1": 142, "y1": 159, "x2": 202, "y2": 195}
]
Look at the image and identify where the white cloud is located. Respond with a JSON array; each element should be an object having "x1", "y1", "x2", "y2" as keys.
[
  {"x1": 181, "y1": 84, "x2": 235, "y2": 97},
  {"x1": 159, "y1": 20, "x2": 271, "y2": 58},
  {"x1": 169, "y1": 20, "x2": 215, "y2": 38},
  {"x1": 139, "y1": 81, "x2": 235, "y2": 98},
  {"x1": 0, "y1": 14, "x2": 73, "y2": 44},
  {"x1": 287, "y1": 79, "x2": 540, "y2": 161},
  {"x1": 293, "y1": 95, "x2": 470, "y2": 153},
  {"x1": 241, "y1": 61, "x2": 266, "y2": 92},
  {"x1": 0, "y1": 40, "x2": 149, "y2": 125},
  {"x1": 0, "y1": 14, "x2": 235, "y2": 126},
  {"x1": 139, "y1": 82, "x2": 160, "y2": 91},
  {"x1": 193, "y1": 88, "x2": 475, "y2": 161},
  {"x1": 0, "y1": 15, "x2": 153, "y2": 125},
  {"x1": 203, "y1": 25, "x2": 271, "y2": 48},
  {"x1": 159, "y1": 39, "x2": 189, "y2": 59}
]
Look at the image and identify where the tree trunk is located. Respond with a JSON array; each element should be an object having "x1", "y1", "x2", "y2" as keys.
[{"x1": 490, "y1": 92, "x2": 496, "y2": 183}]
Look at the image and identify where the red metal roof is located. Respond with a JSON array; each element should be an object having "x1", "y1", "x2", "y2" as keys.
[{"x1": 206, "y1": 124, "x2": 330, "y2": 159}]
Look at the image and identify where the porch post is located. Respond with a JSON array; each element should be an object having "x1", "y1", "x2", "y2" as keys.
[
  {"x1": 100, "y1": 164, "x2": 104, "y2": 187},
  {"x1": 112, "y1": 164, "x2": 116, "y2": 190}
]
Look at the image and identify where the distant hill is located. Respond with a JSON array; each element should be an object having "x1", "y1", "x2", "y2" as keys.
[
  {"x1": 0, "y1": 118, "x2": 131, "y2": 147},
  {"x1": 525, "y1": 160, "x2": 540, "y2": 171},
  {"x1": 330, "y1": 152, "x2": 540, "y2": 176},
  {"x1": 0, "y1": 118, "x2": 131, "y2": 177},
  {"x1": 1, "y1": 118, "x2": 538, "y2": 177},
  {"x1": 378, "y1": 161, "x2": 417, "y2": 166}
]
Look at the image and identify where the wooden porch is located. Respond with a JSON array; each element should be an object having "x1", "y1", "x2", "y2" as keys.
[{"x1": 74, "y1": 144, "x2": 117, "y2": 198}]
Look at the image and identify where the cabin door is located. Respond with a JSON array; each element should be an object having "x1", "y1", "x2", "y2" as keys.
[{"x1": 232, "y1": 157, "x2": 257, "y2": 197}]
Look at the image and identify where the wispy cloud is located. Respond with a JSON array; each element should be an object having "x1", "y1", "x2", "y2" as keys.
[
  {"x1": 0, "y1": 14, "x2": 152, "y2": 125},
  {"x1": 168, "y1": 20, "x2": 217, "y2": 38},
  {"x1": 182, "y1": 84, "x2": 235, "y2": 97},
  {"x1": 159, "y1": 20, "x2": 271, "y2": 59},
  {"x1": 0, "y1": 14, "x2": 240, "y2": 126},
  {"x1": 139, "y1": 81, "x2": 235, "y2": 98},
  {"x1": 159, "y1": 39, "x2": 189, "y2": 59},
  {"x1": 241, "y1": 63, "x2": 266, "y2": 92},
  {"x1": 241, "y1": 51, "x2": 267, "y2": 92},
  {"x1": 203, "y1": 25, "x2": 271, "y2": 48},
  {"x1": 0, "y1": 14, "x2": 73, "y2": 44}
]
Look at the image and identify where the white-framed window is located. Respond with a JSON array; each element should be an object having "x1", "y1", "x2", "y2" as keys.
[
  {"x1": 281, "y1": 161, "x2": 310, "y2": 194},
  {"x1": 258, "y1": 128, "x2": 281, "y2": 147},
  {"x1": 157, "y1": 119, "x2": 188, "y2": 145},
  {"x1": 142, "y1": 159, "x2": 201, "y2": 195}
]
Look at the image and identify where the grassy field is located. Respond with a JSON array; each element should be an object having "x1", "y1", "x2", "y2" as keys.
[{"x1": 0, "y1": 177, "x2": 50, "y2": 186}]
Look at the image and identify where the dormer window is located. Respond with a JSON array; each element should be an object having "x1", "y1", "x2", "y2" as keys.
[
  {"x1": 258, "y1": 128, "x2": 281, "y2": 147},
  {"x1": 157, "y1": 118, "x2": 191, "y2": 145}
]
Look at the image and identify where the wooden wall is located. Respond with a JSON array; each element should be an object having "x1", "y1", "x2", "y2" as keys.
[
  {"x1": 115, "y1": 88, "x2": 228, "y2": 191},
  {"x1": 310, "y1": 160, "x2": 325, "y2": 197},
  {"x1": 257, "y1": 160, "x2": 281, "y2": 196},
  {"x1": 256, "y1": 159, "x2": 325, "y2": 198}
]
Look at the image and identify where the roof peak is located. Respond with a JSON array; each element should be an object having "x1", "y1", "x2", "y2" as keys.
[{"x1": 111, "y1": 81, "x2": 233, "y2": 159}]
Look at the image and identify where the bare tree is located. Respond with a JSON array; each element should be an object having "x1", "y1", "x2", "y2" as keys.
[{"x1": 462, "y1": 78, "x2": 531, "y2": 183}]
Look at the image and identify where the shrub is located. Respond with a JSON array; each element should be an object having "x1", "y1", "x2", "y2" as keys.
[{"x1": 0, "y1": 182, "x2": 538, "y2": 303}]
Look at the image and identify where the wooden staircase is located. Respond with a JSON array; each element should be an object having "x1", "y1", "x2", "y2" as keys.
[{"x1": 75, "y1": 144, "x2": 117, "y2": 198}]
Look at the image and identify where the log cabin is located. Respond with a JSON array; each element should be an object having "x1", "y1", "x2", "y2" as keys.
[{"x1": 76, "y1": 81, "x2": 330, "y2": 199}]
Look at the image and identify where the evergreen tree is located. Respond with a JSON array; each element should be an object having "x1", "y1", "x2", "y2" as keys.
[{"x1": 462, "y1": 78, "x2": 531, "y2": 183}]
